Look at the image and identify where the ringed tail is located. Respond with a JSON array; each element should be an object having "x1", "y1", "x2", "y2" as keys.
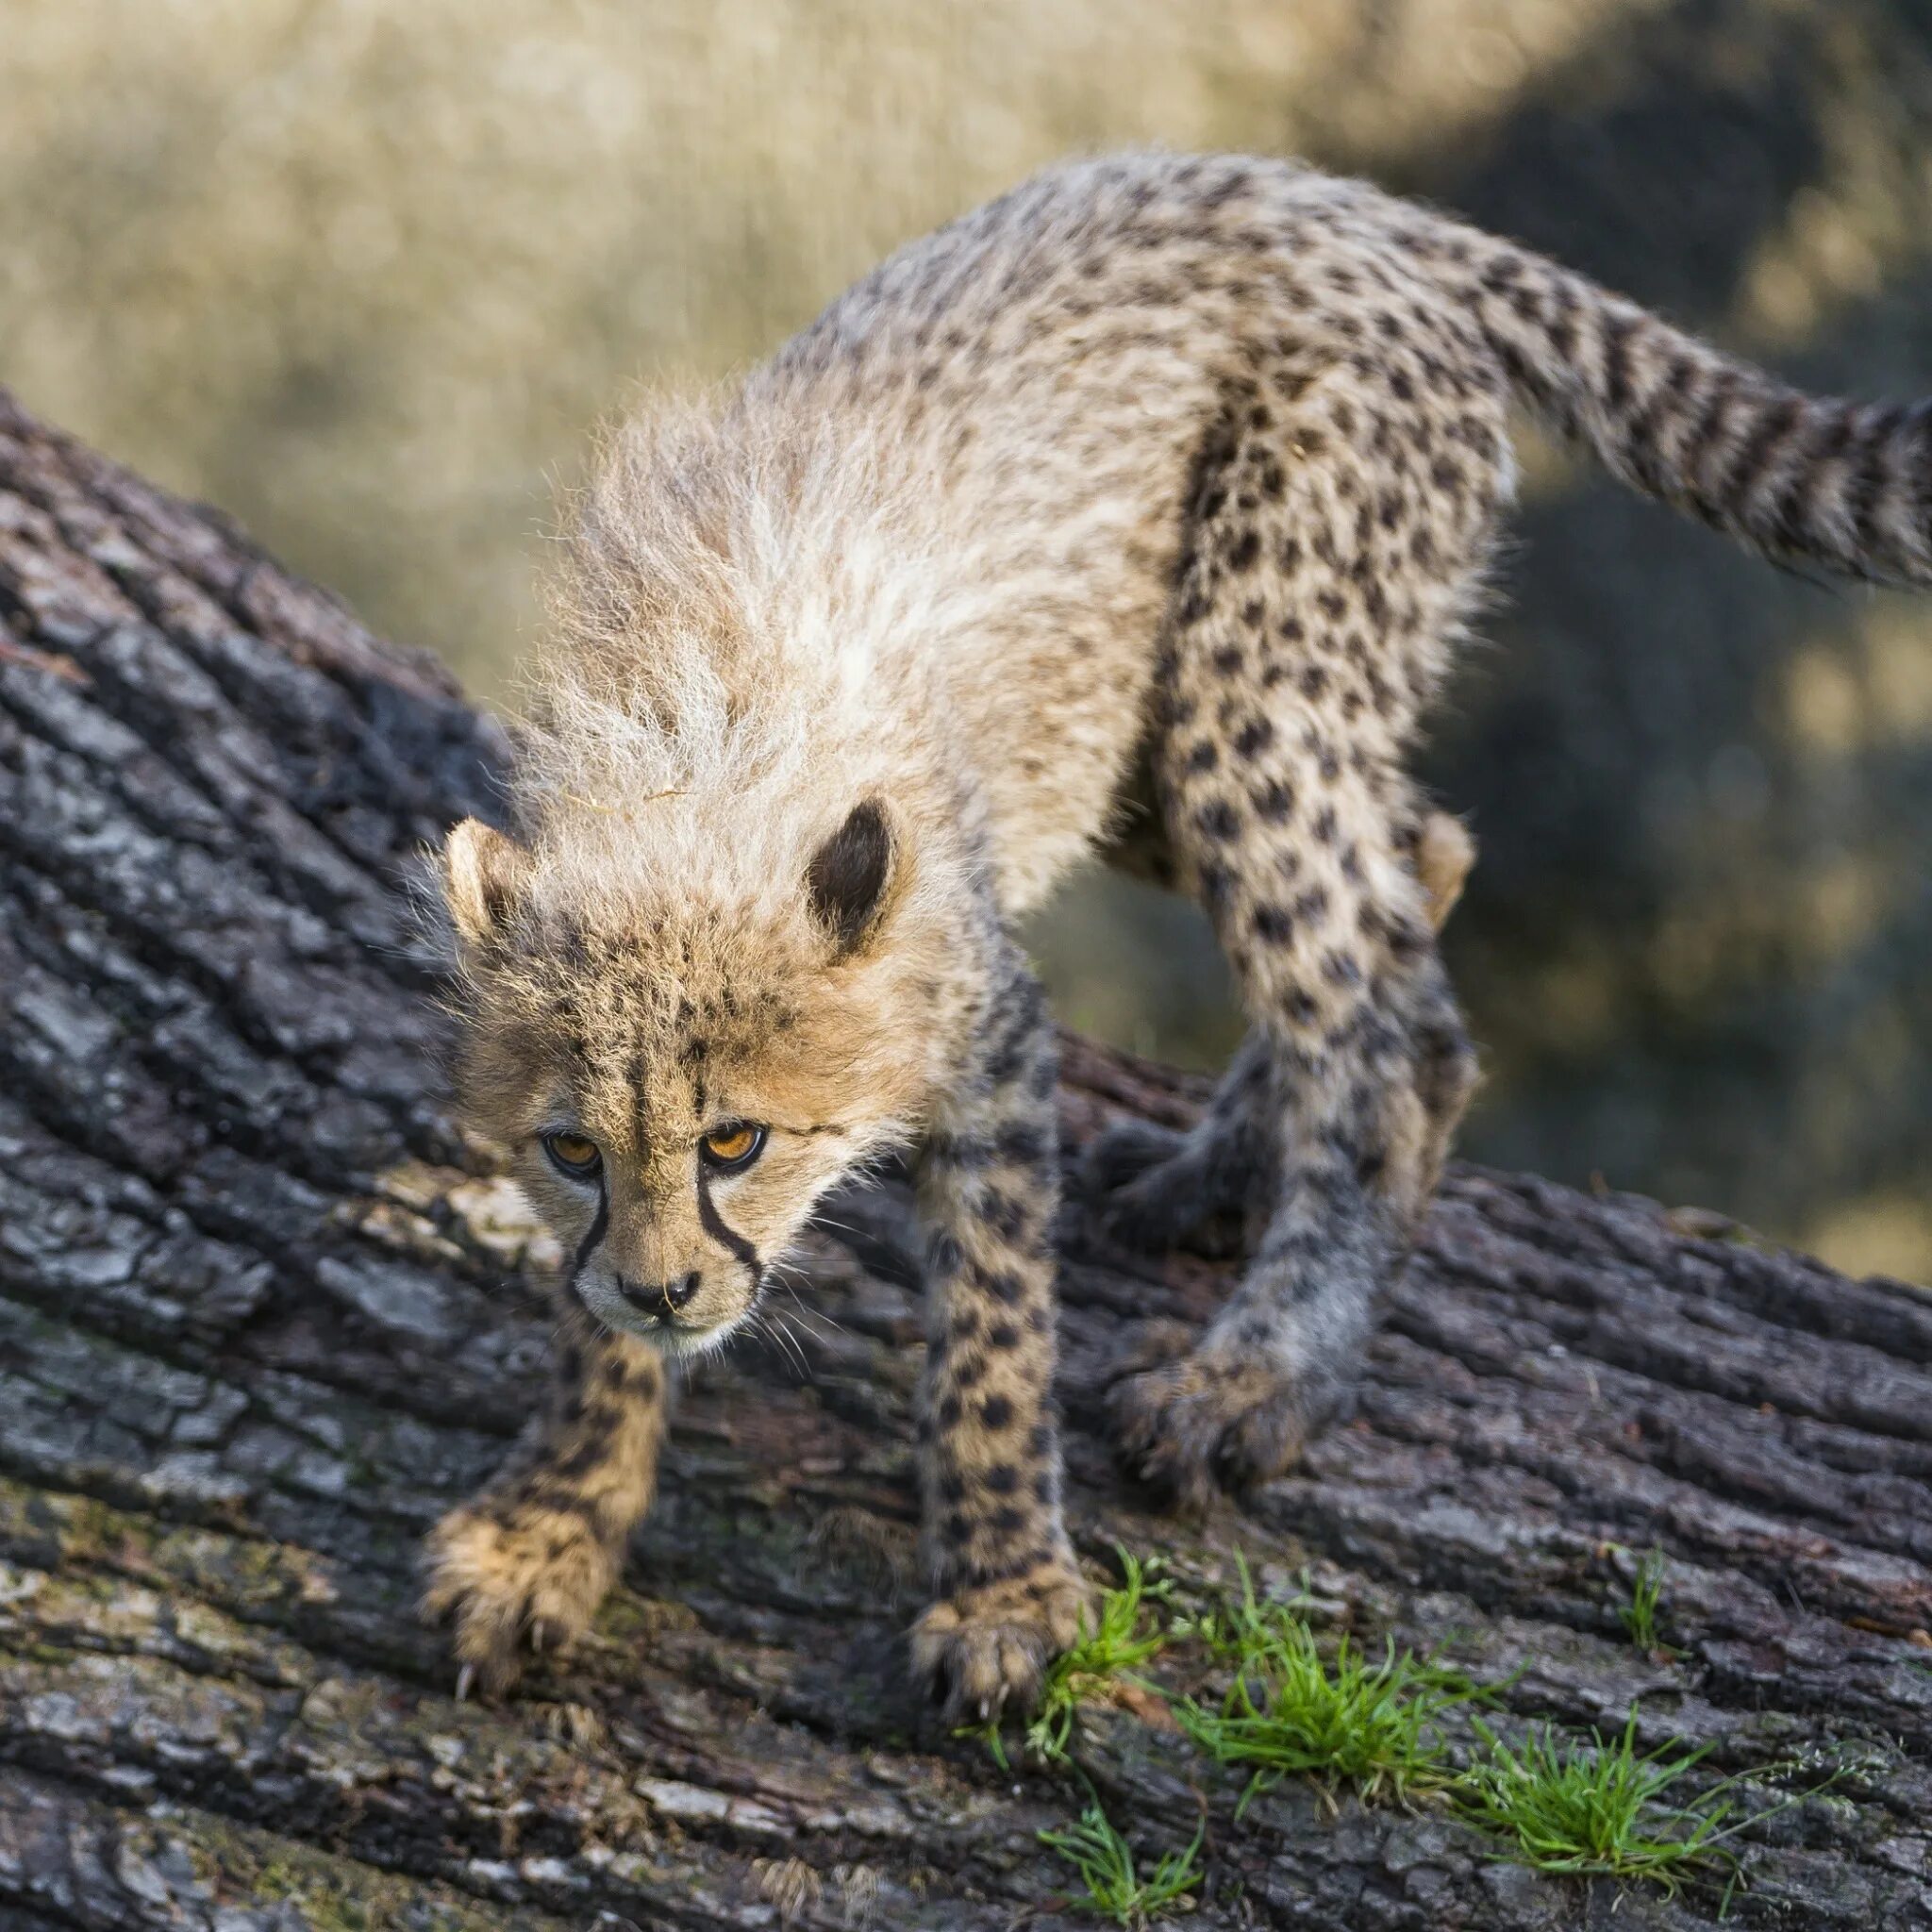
[{"x1": 1441, "y1": 219, "x2": 1932, "y2": 589}]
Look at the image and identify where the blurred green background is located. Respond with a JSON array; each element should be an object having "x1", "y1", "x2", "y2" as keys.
[{"x1": 5, "y1": 0, "x2": 1929, "y2": 1281}]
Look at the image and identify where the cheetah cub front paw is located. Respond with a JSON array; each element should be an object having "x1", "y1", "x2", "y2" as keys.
[
  {"x1": 910, "y1": 1555, "x2": 1092, "y2": 1724},
  {"x1": 420, "y1": 1503, "x2": 618, "y2": 1699}
]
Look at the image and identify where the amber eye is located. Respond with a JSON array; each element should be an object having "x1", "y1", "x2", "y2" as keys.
[
  {"x1": 541, "y1": 1131, "x2": 603, "y2": 1179},
  {"x1": 699, "y1": 1123, "x2": 766, "y2": 1172}
]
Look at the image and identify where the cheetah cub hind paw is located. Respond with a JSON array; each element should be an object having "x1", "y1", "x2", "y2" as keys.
[
  {"x1": 1078, "y1": 1118, "x2": 1248, "y2": 1258},
  {"x1": 1105, "y1": 1321, "x2": 1320, "y2": 1513},
  {"x1": 420, "y1": 1503, "x2": 619, "y2": 1700},
  {"x1": 910, "y1": 1556, "x2": 1093, "y2": 1725}
]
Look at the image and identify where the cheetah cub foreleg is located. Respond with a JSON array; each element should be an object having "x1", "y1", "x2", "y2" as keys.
[
  {"x1": 909, "y1": 941, "x2": 1091, "y2": 1721},
  {"x1": 423, "y1": 1321, "x2": 666, "y2": 1697}
]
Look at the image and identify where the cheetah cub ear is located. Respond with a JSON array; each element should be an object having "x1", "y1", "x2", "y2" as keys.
[
  {"x1": 438, "y1": 818, "x2": 528, "y2": 951},
  {"x1": 806, "y1": 798, "x2": 899, "y2": 957}
]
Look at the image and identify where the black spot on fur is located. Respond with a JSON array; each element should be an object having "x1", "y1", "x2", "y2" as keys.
[
  {"x1": 980, "y1": 1190, "x2": 1029, "y2": 1242},
  {"x1": 554, "y1": 1438, "x2": 607, "y2": 1480},
  {"x1": 981, "y1": 1269, "x2": 1026, "y2": 1307},
  {"x1": 1245, "y1": 777, "x2": 1291, "y2": 822},
  {"x1": 1195, "y1": 799, "x2": 1241, "y2": 841}
]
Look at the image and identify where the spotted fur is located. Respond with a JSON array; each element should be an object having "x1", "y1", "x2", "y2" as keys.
[{"x1": 425, "y1": 152, "x2": 1932, "y2": 1707}]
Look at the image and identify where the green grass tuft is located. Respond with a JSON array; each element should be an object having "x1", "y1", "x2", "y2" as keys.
[
  {"x1": 1172, "y1": 1551, "x2": 1306, "y2": 1664},
  {"x1": 1024, "y1": 1549, "x2": 1172, "y2": 1762},
  {"x1": 963, "y1": 1541, "x2": 1847, "y2": 1920},
  {"x1": 958, "y1": 1548, "x2": 1172, "y2": 1767},
  {"x1": 1457, "y1": 1709, "x2": 1854, "y2": 1896},
  {"x1": 1040, "y1": 1792, "x2": 1202, "y2": 1926},
  {"x1": 1457, "y1": 1710, "x2": 1727, "y2": 1890},
  {"x1": 1618, "y1": 1547, "x2": 1671, "y2": 1655},
  {"x1": 1175, "y1": 1557, "x2": 1483, "y2": 1810}
]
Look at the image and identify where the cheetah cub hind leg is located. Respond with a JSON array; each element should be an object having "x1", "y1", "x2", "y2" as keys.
[
  {"x1": 1081, "y1": 810, "x2": 1474, "y2": 1260},
  {"x1": 1101, "y1": 336, "x2": 1493, "y2": 1509}
]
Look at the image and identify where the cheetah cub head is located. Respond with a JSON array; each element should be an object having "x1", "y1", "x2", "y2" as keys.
[{"x1": 435, "y1": 796, "x2": 939, "y2": 1357}]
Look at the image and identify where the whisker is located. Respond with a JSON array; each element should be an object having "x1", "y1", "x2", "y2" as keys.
[
  {"x1": 760, "y1": 1254, "x2": 856, "y2": 1343},
  {"x1": 750, "y1": 1303, "x2": 811, "y2": 1382},
  {"x1": 773, "y1": 1281, "x2": 851, "y2": 1346},
  {"x1": 768, "y1": 1307, "x2": 818, "y2": 1382},
  {"x1": 745, "y1": 1266, "x2": 818, "y2": 1380},
  {"x1": 805, "y1": 1209, "x2": 904, "y2": 1244}
]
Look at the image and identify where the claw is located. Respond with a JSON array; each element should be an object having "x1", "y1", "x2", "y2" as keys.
[{"x1": 455, "y1": 1663, "x2": 475, "y2": 1704}]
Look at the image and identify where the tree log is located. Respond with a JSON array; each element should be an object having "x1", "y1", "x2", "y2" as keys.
[{"x1": 2, "y1": 386, "x2": 1929, "y2": 1931}]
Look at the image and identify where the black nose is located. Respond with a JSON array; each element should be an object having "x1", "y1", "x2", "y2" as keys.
[{"x1": 616, "y1": 1272, "x2": 701, "y2": 1318}]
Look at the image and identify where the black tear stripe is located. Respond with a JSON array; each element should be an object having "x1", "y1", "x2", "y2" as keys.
[
  {"x1": 696, "y1": 1172, "x2": 761, "y2": 1281},
  {"x1": 567, "y1": 1185, "x2": 609, "y2": 1301}
]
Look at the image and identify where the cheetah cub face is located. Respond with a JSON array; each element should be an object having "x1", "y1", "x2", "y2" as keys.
[{"x1": 436, "y1": 799, "x2": 935, "y2": 1357}]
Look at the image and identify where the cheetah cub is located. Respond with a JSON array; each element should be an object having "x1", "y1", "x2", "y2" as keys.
[{"x1": 425, "y1": 152, "x2": 1932, "y2": 1717}]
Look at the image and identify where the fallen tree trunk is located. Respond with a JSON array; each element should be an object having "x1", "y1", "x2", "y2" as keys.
[{"x1": 1, "y1": 386, "x2": 1929, "y2": 1931}]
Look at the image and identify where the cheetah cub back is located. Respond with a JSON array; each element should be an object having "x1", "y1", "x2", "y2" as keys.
[{"x1": 425, "y1": 150, "x2": 1932, "y2": 1717}]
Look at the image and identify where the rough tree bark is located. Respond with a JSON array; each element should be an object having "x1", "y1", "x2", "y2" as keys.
[{"x1": 1, "y1": 387, "x2": 1929, "y2": 1932}]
